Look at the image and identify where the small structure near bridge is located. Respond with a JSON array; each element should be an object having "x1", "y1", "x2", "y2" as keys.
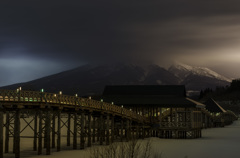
[
  {"x1": 204, "y1": 98, "x2": 237, "y2": 127},
  {"x1": 102, "y1": 85, "x2": 206, "y2": 139}
]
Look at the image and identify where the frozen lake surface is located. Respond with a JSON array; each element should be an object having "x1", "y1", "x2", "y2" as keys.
[{"x1": 3, "y1": 119, "x2": 240, "y2": 158}]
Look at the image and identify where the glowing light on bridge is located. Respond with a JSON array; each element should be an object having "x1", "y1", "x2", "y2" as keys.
[
  {"x1": 59, "y1": 91, "x2": 62, "y2": 95},
  {"x1": 75, "y1": 94, "x2": 78, "y2": 97},
  {"x1": 41, "y1": 89, "x2": 44, "y2": 92}
]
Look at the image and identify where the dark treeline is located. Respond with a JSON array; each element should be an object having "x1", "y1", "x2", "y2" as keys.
[
  {"x1": 199, "y1": 79, "x2": 240, "y2": 101},
  {"x1": 199, "y1": 79, "x2": 240, "y2": 114}
]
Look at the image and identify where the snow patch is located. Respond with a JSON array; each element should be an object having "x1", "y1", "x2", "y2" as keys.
[{"x1": 170, "y1": 62, "x2": 231, "y2": 82}]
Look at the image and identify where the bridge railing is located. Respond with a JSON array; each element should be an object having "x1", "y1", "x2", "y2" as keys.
[{"x1": 0, "y1": 89, "x2": 147, "y2": 123}]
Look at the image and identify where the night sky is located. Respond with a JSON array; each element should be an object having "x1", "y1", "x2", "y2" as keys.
[{"x1": 1, "y1": 0, "x2": 240, "y2": 86}]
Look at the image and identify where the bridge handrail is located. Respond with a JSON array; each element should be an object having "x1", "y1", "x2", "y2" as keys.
[{"x1": 0, "y1": 89, "x2": 147, "y2": 123}]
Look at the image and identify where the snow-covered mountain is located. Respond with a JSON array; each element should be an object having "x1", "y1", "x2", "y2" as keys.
[
  {"x1": 169, "y1": 62, "x2": 231, "y2": 82},
  {"x1": 1, "y1": 62, "x2": 231, "y2": 96},
  {"x1": 169, "y1": 62, "x2": 231, "y2": 91}
]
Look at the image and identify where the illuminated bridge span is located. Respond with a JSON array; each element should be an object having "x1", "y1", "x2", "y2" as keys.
[
  {"x1": 0, "y1": 89, "x2": 149, "y2": 158},
  {"x1": 0, "y1": 89, "x2": 238, "y2": 158}
]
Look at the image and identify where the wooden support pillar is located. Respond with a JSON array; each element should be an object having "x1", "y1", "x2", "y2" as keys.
[
  {"x1": 97, "y1": 118, "x2": 100, "y2": 142},
  {"x1": 73, "y1": 112, "x2": 77, "y2": 149},
  {"x1": 52, "y1": 113, "x2": 55, "y2": 149},
  {"x1": 38, "y1": 110, "x2": 43, "y2": 155},
  {"x1": 175, "y1": 108, "x2": 178, "y2": 138},
  {"x1": 67, "y1": 113, "x2": 71, "y2": 146},
  {"x1": 190, "y1": 110, "x2": 194, "y2": 129},
  {"x1": 159, "y1": 108, "x2": 162, "y2": 125},
  {"x1": 57, "y1": 110, "x2": 61, "y2": 152},
  {"x1": 87, "y1": 112, "x2": 92, "y2": 147},
  {"x1": 33, "y1": 112, "x2": 38, "y2": 151},
  {"x1": 136, "y1": 123, "x2": 139, "y2": 139},
  {"x1": 106, "y1": 114, "x2": 110, "y2": 145},
  {"x1": 13, "y1": 114, "x2": 16, "y2": 153},
  {"x1": 111, "y1": 115, "x2": 114, "y2": 143},
  {"x1": 126, "y1": 120, "x2": 129, "y2": 141},
  {"x1": 120, "y1": 119, "x2": 124, "y2": 142},
  {"x1": 129, "y1": 120, "x2": 132, "y2": 140},
  {"x1": 102, "y1": 118, "x2": 105, "y2": 142},
  {"x1": 5, "y1": 111, "x2": 9, "y2": 153},
  {"x1": 0, "y1": 106, "x2": 4, "y2": 158},
  {"x1": 100, "y1": 114, "x2": 103, "y2": 145},
  {"x1": 14, "y1": 109, "x2": 20, "y2": 158},
  {"x1": 92, "y1": 116, "x2": 96, "y2": 143},
  {"x1": 142, "y1": 125, "x2": 145, "y2": 139},
  {"x1": 44, "y1": 112, "x2": 47, "y2": 149},
  {"x1": 80, "y1": 111, "x2": 85, "y2": 149},
  {"x1": 45, "y1": 110, "x2": 51, "y2": 155}
]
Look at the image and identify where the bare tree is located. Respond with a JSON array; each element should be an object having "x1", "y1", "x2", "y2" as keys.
[{"x1": 89, "y1": 138, "x2": 154, "y2": 158}]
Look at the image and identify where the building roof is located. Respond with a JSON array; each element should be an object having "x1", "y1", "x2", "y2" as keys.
[
  {"x1": 103, "y1": 85, "x2": 186, "y2": 97},
  {"x1": 102, "y1": 95, "x2": 205, "y2": 108},
  {"x1": 204, "y1": 98, "x2": 226, "y2": 113},
  {"x1": 102, "y1": 85, "x2": 204, "y2": 108}
]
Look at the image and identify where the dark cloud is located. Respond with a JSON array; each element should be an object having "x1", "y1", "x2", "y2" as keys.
[{"x1": 1, "y1": 0, "x2": 240, "y2": 86}]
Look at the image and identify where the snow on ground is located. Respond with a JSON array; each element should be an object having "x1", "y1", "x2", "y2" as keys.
[{"x1": 3, "y1": 119, "x2": 240, "y2": 158}]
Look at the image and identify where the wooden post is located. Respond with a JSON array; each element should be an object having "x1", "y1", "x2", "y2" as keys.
[
  {"x1": 190, "y1": 110, "x2": 194, "y2": 129},
  {"x1": 102, "y1": 118, "x2": 105, "y2": 142},
  {"x1": 142, "y1": 124, "x2": 145, "y2": 139},
  {"x1": 73, "y1": 112, "x2": 77, "y2": 149},
  {"x1": 14, "y1": 109, "x2": 20, "y2": 158},
  {"x1": 175, "y1": 108, "x2": 178, "y2": 138},
  {"x1": 0, "y1": 105, "x2": 4, "y2": 158},
  {"x1": 67, "y1": 113, "x2": 71, "y2": 146},
  {"x1": 38, "y1": 110, "x2": 43, "y2": 155},
  {"x1": 136, "y1": 123, "x2": 139, "y2": 139},
  {"x1": 190, "y1": 110, "x2": 195, "y2": 139},
  {"x1": 100, "y1": 114, "x2": 103, "y2": 145},
  {"x1": 97, "y1": 118, "x2": 100, "y2": 142},
  {"x1": 120, "y1": 119, "x2": 124, "y2": 142},
  {"x1": 33, "y1": 112, "x2": 38, "y2": 151},
  {"x1": 106, "y1": 114, "x2": 110, "y2": 145},
  {"x1": 159, "y1": 108, "x2": 162, "y2": 124},
  {"x1": 46, "y1": 110, "x2": 51, "y2": 155},
  {"x1": 13, "y1": 114, "x2": 15, "y2": 153},
  {"x1": 80, "y1": 111, "x2": 85, "y2": 149},
  {"x1": 44, "y1": 112, "x2": 47, "y2": 149},
  {"x1": 57, "y1": 110, "x2": 61, "y2": 152},
  {"x1": 87, "y1": 112, "x2": 92, "y2": 147},
  {"x1": 92, "y1": 116, "x2": 96, "y2": 143},
  {"x1": 111, "y1": 115, "x2": 114, "y2": 143},
  {"x1": 126, "y1": 120, "x2": 129, "y2": 141},
  {"x1": 5, "y1": 111, "x2": 9, "y2": 153},
  {"x1": 52, "y1": 113, "x2": 55, "y2": 148},
  {"x1": 129, "y1": 120, "x2": 132, "y2": 139}
]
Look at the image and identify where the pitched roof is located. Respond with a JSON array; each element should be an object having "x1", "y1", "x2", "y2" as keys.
[
  {"x1": 102, "y1": 95, "x2": 205, "y2": 108},
  {"x1": 102, "y1": 85, "x2": 204, "y2": 108},
  {"x1": 103, "y1": 85, "x2": 186, "y2": 97},
  {"x1": 204, "y1": 98, "x2": 226, "y2": 113}
]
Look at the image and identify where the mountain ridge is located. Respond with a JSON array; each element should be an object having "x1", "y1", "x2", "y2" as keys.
[{"x1": 0, "y1": 63, "x2": 231, "y2": 96}]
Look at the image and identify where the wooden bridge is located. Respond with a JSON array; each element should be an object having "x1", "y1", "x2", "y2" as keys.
[{"x1": 0, "y1": 89, "x2": 238, "y2": 158}]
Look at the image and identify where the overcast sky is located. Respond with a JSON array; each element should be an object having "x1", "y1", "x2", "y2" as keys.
[{"x1": 1, "y1": 0, "x2": 240, "y2": 86}]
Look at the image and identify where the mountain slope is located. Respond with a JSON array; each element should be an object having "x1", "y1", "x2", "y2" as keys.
[
  {"x1": 1, "y1": 63, "x2": 231, "y2": 96},
  {"x1": 169, "y1": 62, "x2": 231, "y2": 91},
  {"x1": 1, "y1": 63, "x2": 179, "y2": 96}
]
